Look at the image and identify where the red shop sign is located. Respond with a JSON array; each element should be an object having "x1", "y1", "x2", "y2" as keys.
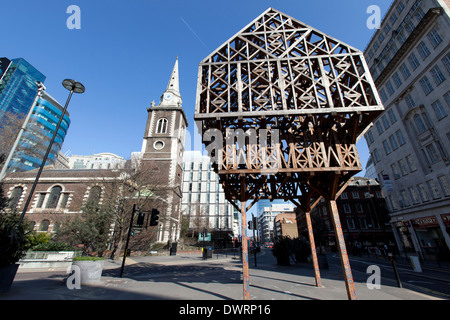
[
  {"x1": 411, "y1": 216, "x2": 438, "y2": 228},
  {"x1": 441, "y1": 214, "x2": 450, "y2": 226}
]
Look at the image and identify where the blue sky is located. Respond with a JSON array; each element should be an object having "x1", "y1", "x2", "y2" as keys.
[{"x1": 2, "y1": 0, "x2": 393, "y2": 175}]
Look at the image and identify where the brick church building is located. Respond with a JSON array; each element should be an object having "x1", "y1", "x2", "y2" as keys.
[{"x1": 2, "y1": 59, "x2": 188, "y2": 246}]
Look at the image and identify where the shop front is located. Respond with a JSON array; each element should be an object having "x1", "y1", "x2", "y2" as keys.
[{"x1": 411, "y1": 216, "x2": 450, "y2": 261}]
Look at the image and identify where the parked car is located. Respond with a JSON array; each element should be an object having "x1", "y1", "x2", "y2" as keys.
[{"x1": 264, "y1": 242, "x2": 274, "y2": 248}]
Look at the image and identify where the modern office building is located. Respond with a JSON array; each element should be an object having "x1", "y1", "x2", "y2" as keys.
[
  {"x1": 0, "y1": 57, "x2": 70, "y2": 173},
  {"x1": 363, "y1": 0, "x2": 450, "y2": 260},
  {"x1": 0, "y1": 57, "x2": 46, "y2": 122},
  {"x1": 8, "y1": 92, "x2": 70, "y2": 172},
  {"x1": 181, "y1": 150, "x2": 239, "y2": 245},
  {"x1": 257, "y1": 202, "x2": 295, "y2": 244}
]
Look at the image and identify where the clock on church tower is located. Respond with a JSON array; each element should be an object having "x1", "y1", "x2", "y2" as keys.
[{"x1": 139, "y1": 58, "x2": 188, "y2": 243}]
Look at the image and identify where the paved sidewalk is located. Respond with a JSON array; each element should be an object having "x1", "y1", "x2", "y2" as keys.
[{"x1": 1, "y1": 253, "x2": 445, "y2": 300}]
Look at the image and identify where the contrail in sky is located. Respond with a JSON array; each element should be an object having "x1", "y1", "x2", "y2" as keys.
[{"x1": 180, "y1": 17, "x2": 210, "y2": 50}]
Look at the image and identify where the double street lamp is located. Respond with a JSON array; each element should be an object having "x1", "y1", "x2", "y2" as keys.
[{"x1": 17, "y1": 79, "x2": 85, "y2": 228}]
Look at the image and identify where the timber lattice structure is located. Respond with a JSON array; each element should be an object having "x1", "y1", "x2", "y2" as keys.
[
  {"x1": 195, "y1": 7, "x2": 383, "y2": 211},
  {"x1": 195, "y1": 8, "x2": 384, "y2": 300}
]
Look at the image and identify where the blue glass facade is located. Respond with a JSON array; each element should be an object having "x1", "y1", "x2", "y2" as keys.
[
  {"x1": 0, "y1": 58, "x2": 46, "y2": 124},
  {"x1": 0, "y1": 57, "x2": 70, "y2": 173},
  {"x1": 9, "y1": 92, "x2": 70, "y2": 172}
]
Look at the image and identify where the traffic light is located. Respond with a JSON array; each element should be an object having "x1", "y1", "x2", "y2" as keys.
[
  {"x1": 136, "y1": 211, "x2": 145, "y2": 227},
  {"x1": 248, "y1": 220, "x2": 253, "y2": 230},
  {"x1": 150, "y1": 209, "x2": 160, "y2": 226}
]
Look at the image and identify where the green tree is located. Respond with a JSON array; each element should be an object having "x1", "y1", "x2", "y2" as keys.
[{"x1": 55, "y1": 203, "x2": 114, "y2": 256}]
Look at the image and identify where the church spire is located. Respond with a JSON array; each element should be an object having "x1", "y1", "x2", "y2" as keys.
[
  {"x1": 166, "y1": 57, "x2": 179, "y2": 95},
  {"x1": 160, "y1": 57, "x2": 182, "y2": 106}
]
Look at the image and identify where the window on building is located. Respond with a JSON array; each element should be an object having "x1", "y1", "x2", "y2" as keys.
[
  {"x1": 437, "y1": 175, "x2": 450, "y2": 197},
  {"x1": 381, "y1": 115, "x2": 390, "y2": 130},
  {"x1": 430, "y1": 65, "x2": 446, "y2": 86},
  {"x1": 425, "y1": 143, "x2": 440, "y2": 164},
  {"x1": 417, "y1": 184, "x2": 429, "y2": 202},
  {"x1": 405, "y1": 94, "x2": 415, "y2": 109},
  {"x1": 442, "y1": 53, "x2": 450, "y2": 75},
  {"x1": 8, "y1": 186, "x2": 23, "y2": 209},
  {"x1": 340, "y1": 192, "x2": 348, "y2": 199},
  {"x1": 373, "y1": 148, "x2": 381, "y2": 163},
  {"x1": 366, "y1": 130, "x2": 374, "y2": 145},
  {"x1": 347, "y1": 218, "x2": 355, "y2": 229},
  {"x1": 415, "y1": 6, "x2": 425, "y2": 21},
  {"x1": 383, "y1": 140, "x2": 392, "y2": 155},
  {"x1": 400, "y1": 63, "x2": 411, "y2": 80},
  {"x1": 389, "y1": 135, "x2": 398, "y2": 150},
  {"x1": 376, "y1": 121, "x2": 384, "y2": 135},
  {"x1": 417, "y1": 41, "x2": 431, "y2": 60},
  {"x1": 387, "y1": 195, "x2": 397, "y2": 211},
  {"x1": 408, "y1": 187, "x2": 420, "y2": 204},
  {"x1": 413, "y1": 114, "x2": 427, "y2": 134},
  {"x1": 427, "y1": 180, "x2": 441, "y2": 199},
  {"x1": 395, "y1": 129, "x2": 406, "y2": 145},
  {"x1": 396, "y1": 1, "x2": 405, "y2": 14},
  {"x1": 355, "y1": 204, "x2": 363, "y2": 213},
  {"x1": 386, "y1": 80, "x2": 395, "y2": 95},
  {"x1": 398, "y1": 159, "x2": 408, "y2": 176},
  {"x1": 87, "y1": 186, "x2": 102, "y2": 206},
  {"x1": 445, "y1": 91, "x2": 450, "y2": 108},
  {"x1": 379, "y1": 88, "x2": 388, "y2": 103},
  {"x1": 388, "y1": 109, "x2": 397, "y2": 124},
  {"x1": 393, "y1": 72, "x2": 402, "y2": 88},
  {"x1": 390, "y1": 13, "x2": 398, "y2": 25},
  {"x1": 46, "y1": 186, "x2": 62, "y2": 209},
  {"x1": 36, "y1": 193, "x2": 46, "y2": 208},
  {"x1": 400, "y1": 190, "x2": 410, "y2": 207},
  {"x1": 419, "y1": 76, "x2": 433, "y2": 95},
  {"x1": 156, "y1": 118, "x2": 168, "y2": 134},
  {"x1": 405, "y1": 154, "x2": 417, "y2": 172},
  {"x1": 391, "y1": 163, "x2": 400, "y2": 179},
  {"x1": 408, "y1": 52, "x2": 421, "y2": 70},
  {"x1": 59, "y1": 193, "x2": 69, "y2": 209},
  {"x1": 343, "y1": 204, "x2": 351, "y2": 213},
  {"x1": 360, "y1": 218, "x2": 368, "y2": 229},
  {"x1": 427, "y1": 28, "x2": 443, "y2": 48},
  {"x1": 431, "y1": 99, "x2": 447, "y2": 120},
  {"x1": 39, "y1": 220, "x2": 50, "y2": 232},
  {"x1": 352, "y1": 191, "x2": 360, "y2": 199}
]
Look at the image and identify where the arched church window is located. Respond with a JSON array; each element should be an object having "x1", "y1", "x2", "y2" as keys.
[
  {"x1": 46, "y1": 186, "x2": 62, "y2": 209},
  {"x1": 156, "y1": 118, "x2": 168, "y2": 134},
  {"x1": 87, "y1": 186, "x2": 102, "y2": 206},
  {"x1": 8, "y1": 186, "x2": 23, "y2": 209}
]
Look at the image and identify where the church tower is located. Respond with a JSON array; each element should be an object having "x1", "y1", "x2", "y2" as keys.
[{"x1": 140, "y1": 58, "x2": 188, "y2": 243}]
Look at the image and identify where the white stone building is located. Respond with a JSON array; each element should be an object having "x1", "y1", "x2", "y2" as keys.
[{"x1": 363, "y1": 0, "x2": 450, "y2": 259}]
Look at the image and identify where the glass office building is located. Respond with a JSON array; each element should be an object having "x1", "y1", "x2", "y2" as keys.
[
  {"x1": 0, "y1": 57, "x2": 70, "y2": 172},
  {"x1": 9, "y1": 92, "x2": 70, "y2": 172},
  {"x1": 0, "y1": 57, "x2": 46, "y2": 123}
]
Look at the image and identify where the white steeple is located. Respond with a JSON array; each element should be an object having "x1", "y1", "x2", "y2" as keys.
[{"x1": 159, "y1": 57, "x2": 182, "y2": 107}]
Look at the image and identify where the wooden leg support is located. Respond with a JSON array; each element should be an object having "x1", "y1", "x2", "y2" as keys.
[
  {"x1": 329, "y1": 200, "x2": 357, "y2": 300},
  {"x1": 241, "y1": 200, "x2": 250, "y2": 300},
  {"x1": 305, "y1": 211, "x2": 322, "y2": 287}
]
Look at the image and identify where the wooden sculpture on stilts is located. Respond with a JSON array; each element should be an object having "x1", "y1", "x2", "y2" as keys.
[{"x1": 194, "y1": 7, "x2": 384, "y2": 300}]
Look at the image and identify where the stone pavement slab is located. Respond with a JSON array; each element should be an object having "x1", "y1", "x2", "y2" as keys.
[{"x1": 1, "y1": 253, "x2": 443, "y2": 301}]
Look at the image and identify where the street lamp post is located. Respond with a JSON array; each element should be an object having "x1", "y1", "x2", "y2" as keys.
[{"x1": 17, "y1": 79, "x2": 85, "y2": 228}]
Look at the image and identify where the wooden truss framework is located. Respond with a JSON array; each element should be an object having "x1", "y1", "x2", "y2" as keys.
[{"x1": 194, "y1": 8, "x2": 384, "y2": 300}]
